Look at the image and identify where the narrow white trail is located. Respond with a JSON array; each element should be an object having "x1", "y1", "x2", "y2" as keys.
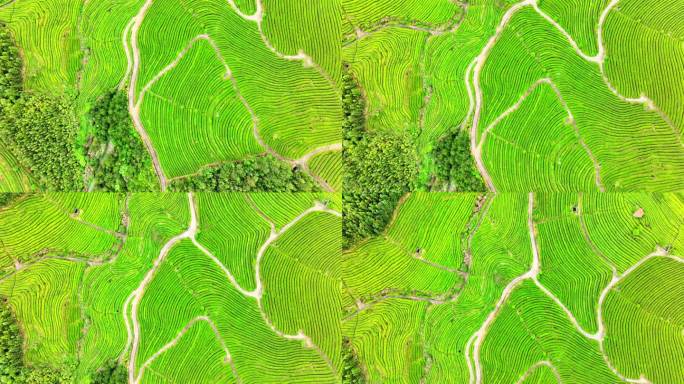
[
  {"x1": 251, "y1": 201, "x2": 342, "y2": 299},
  {"x1": 124, "y1": 193, "x2": 342, "y2": 383},
  {"x1": 123, "y1": 0, "x2": 339, "y2": 191},
  {"x1": 515, "y1": 360, "x2": 561, "y2": 384},
  {"x1": 464, "y1": 192, "x2": 679, "y2": 383},
  {"x1": 226, "y1": 0, "x2": 337, "y2": 90},
  {"x1": 292, "y1": 143, "x2": 342, "y2": 192},
  {"x1": 478, "y1": 77, "x2": 604, "y2": 191},
  {"x1": 119, "y1": 18, "x2": 135, "y2": 90},
  {"x1": 467, "y1": 192, "x2": 538, "y2": 384},
  {"x1": 127, "y1": 0, "x2": 168, "y2": 191},
  {"x1": 134, "y1": 316, "x2": 238, "y2": 384},
  {"x1": 127, "y1": 193, "x2": 197, "y2": 384},
  {"x1": 468, "y1": 0, "x2": 678, "y2": 190},
  {"x1": 135, "y1": 34, "x2": 231, "y2": 110},
  {"x1": 293, "y1": 143, "x2": 342, "y2": 169},
  {"x1": 470, "y1": 0, "x2": 535, "y2": 193}
]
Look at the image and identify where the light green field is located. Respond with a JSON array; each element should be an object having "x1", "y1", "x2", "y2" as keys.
[
  {"x1": 342, "y1": 192, "x2": 684, "y2": 383},
  {"x1": 343, "y1": 0, "x2": 684, "y2": 191},
  {"x1": 0, "y1": 0, "x2": 342, "y2": 191},
  {"x1": 0, "y1": 192, "x2": 341, "y2": 383}
]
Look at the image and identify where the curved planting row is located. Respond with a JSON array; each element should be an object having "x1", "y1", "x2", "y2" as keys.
[
  {"x1": 534, "y1": 193, "x2": 613, "y2": 333},
  {"x1": 0, "y1": 0, "x2": 81, "y2": 92},
  {"x1": 233, "y1": 0, "x2": 257, "y2": 15},
  {"x1": 0, "y1": 149, "x2": 31, "y2": 192},
  {"x1": 79, "y1": 0, "x2": 144, "y2": 104},
  {"x1": 137, "y1": 0, "x2": 341, "y2": 165},
  {"x1": 537, "y1": 0, "x2": 610, "y2": 56},
  {"x1": 479, "y1": 7, "x2": 684, "y2": 191},
  {"x1": 0, "y1": 259, "x2": 85, "y2": 366},
  {"x1": 482, "y1": 84, "x2": 599, "y2": 191},
  {"x1": 144, "y1": 320, "x2": 236, "y2": 383},
  {"x1": 603, "y1": 257, "x2": 684, "y2": 384},
  {"x1": 0, "y1": 195, "x2": 124, "y2": 268},
  {"x1": 140, "y1": 38, "x2": 260, "y2": 178},
  {"x1": 262, "y1": 212, "x2": 343, "y2": 373},
  {"x1": 343, "y1": 192, "x2": 684, "y2": 383},
  {"x1": 580, "y1": 193, "x2": 683, "y2": 272},
  {"x1": 195, "y1": 193, "x2": 271, "y2": 291},
  {"x1": 386, "y1": 193, "x2": 478, "y2": 269},
  {"x1": 248, "y1": 192, "x2": 325, "y2": 229},
  {"x1": 262, "y1": 0, "x2": 342, "y2": 86},
  {"x1": 342, "y1": 28, "x2": 427, "y2": 135},
  {"x1": 481, "y1": 280, "x2": 619, "y2": 383},
  {"x1": 342, "y1": 299, "x2": 428, "y2": 383},
  {"x1": 134, "y1": 205, "x2": 340, "y2": 383},
  {"x1": 309, "y1": 151, "x2": 342, "y2": 192},
  {"x1": 603, "y1": 0, "x2": 684, "y2": 134},
  {"x1": 343, "y1": 0, "x2": 462, "y2": 32}
]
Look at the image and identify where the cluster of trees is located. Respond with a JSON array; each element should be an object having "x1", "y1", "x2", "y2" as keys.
[
  {"x1": 0, "y1": 26, "x2": 21, "y2": 101},
  {"x1": 342, "y1": 67, "x2": 417, "y2": 248},
  {"x1": 86, "y1": 90, "x2": 157, "y2": 191},
  {"x1": 169, "y1": 155, "x2": 319, "y2": 192},
  {"x1": 0, "y1": 297, "x2": 74, "y2": 383},
  {"x1": 430, "y1": 130, "x2": 485, "y2": 192},
  {"x1": 91, "y1": 360, "x2": 126, "y2": 384},
  {"x1": 0, "y1": 297, "x2": 23, "y2": 381},
  {"x1": 342, "y1": 337, "x2": 365, "y2": 384},
  {"x1": 0, "y1": 193, "x2": 19, "y2": 208},
  {"x1": 0, "y1": 25, "x2": 83, "y2": 191}
]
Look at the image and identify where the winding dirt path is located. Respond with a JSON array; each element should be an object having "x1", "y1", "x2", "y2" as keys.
[
  {"x1": 515, "y1": 360, "x2": 561, "y2": 384},
  {"x1": 463, "y1": 190, "x2": 679, "y2": 383},
  {"x1": 134, "y1": 316, "x2": 238, "y2": 384},
  {"x1": 467, "y1": 192, "x2": 538, "y2": 384},
  {"x1": 469, "y1": 0, "x2": 534, "y2": 193},
  {"x1": 123, "y1": 0, "x2": 340, "y2": 191},
  {"x1": 126, "y1": 192, "x2": 197, "y2": 383},
  {"x1": 123, "y1": 193, "x2": 342, "y2": 383},
  {"x1": 478, "y1": 77, "x2": 604, "y2": 191},
  {"x1": 127, "y1": 0, "x2": 168, "y2": 191},
  {"x1": 468, "y1": 0, "x2": 679, "y2": 191}
]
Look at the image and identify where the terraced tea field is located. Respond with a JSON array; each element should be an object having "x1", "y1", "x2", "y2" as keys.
[
  {"x1": 1, "y1": 0, "x2": 681, "y2": 193},
  {"x1": 1, "y1": 192, "x2": 681, "y2": 383},
  {"x1": 0, "y1": 0, "x2": 342, "y2": 192},
  {"x1": 0, "y1": 192, "x2": 342, "y2": 382},
  {"x1": 342, "y1": 192, "x2": 684, "y2": 383},
  {"x1": 343, "y1": 0, "x2": 684, "y2": 192},
  {"x1": 1, "y1": 0, "x2": 683, "y2": 383}
]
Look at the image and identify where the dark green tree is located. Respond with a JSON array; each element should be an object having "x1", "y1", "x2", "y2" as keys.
[
  {"x1": 430, "y1": 130, "x2": 485, "y2": 192},
  {"x1": 169, "y1": 155, "x2": 318, "y2": 192},
  {"x1": 85, "y1": 90, "x2": 157, "y2": 191}
]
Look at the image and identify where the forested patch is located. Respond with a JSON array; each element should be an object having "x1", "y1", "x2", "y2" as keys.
[
  {"x1": 429, "y1": 130, "x2": 485, "y2": 192},
  {"x1": 342, "y1": 337, "x2": 366, "y2": 384},
  {"x1": 168, "y1": 155, "x2": 319, "y2": 192},
  {"x1": 85, "y1": 90, "x2": 157, "y2": 192},
  {"x1": 0, "y1": 25, "x2": 83, "y2": 191},
  {"x1": 91, "y1": 360, "x2": 127, "y2": 384},
  {"x1": 0, "y1": 193, "x2": 19, "y2": 208},
  {"x1": 342, "y1": 67, "x2": 417, "y2": 248}
]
